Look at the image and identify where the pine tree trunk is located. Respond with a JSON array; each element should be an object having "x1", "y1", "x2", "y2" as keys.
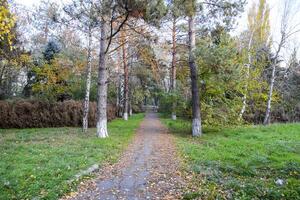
[
  {"x1": 96, "y1": 19, "x2": 108, "y2": 138},
  {"x1": 122, "y1": 30, "x2": 129, "y2": 121},
  {"x1": 188, "y1": 16, "x2": 202, "y2": 136},
  {"x1": 171, "y1": 17, "x2": 177, "y2": 120},
  {"x1": 117, "y1": 43, "x2": 123, "y2": 117},
  {"x1": 82, "y1": 28, "x2": 93, "y2": 133}
]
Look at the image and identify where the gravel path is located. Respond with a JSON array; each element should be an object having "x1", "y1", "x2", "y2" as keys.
[{"x1": 62, "y1": 112, "x2": 186, "y2": 200}]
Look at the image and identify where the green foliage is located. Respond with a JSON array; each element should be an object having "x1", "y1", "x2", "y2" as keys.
[
  {"x1": 0, "y1": 51, "x2": 33, "y2": 99},
  {"x1": 0, "y1": 1, "x2": 32, "y2": 99},
  {"x1": 32, "y1": 39, "x2": 87, "y2": 101},
  {"x1": 158, "y1": 90, "x2": 191, "y2": 118},
  {"x1": 0, "y1": 114, "x2": 145, "y2": 200},
  {"x1": 43, "y1": 41, "x2": 61, "y2": 62},
  {"x1": 32, "y1": 57, "x2": 73, "y2": 101},
  {"x1": 196, "y1": 34, "x2": 244, "y2": 126},
  {"x1": 143, "y1": 0, "x2": 167, "y2": 26},
  {"x1": 273, "y1": 49, "x2": 300, "y2": 122},
  {"x1": 130, "y1": 59, "x2": 161, "y2": 110},
  {"x1": 161, "y1": 117, "x2": 300, "y2": 199},
  {"x1": 179, "y1": 0, "x2": 245, "y2": 29},
  {"x1": 239, "y1": 0, "x2": 276, "y2": 123},
  {"x1": 69, "y1": 75, "x2": 98, "y2": 102},
  {"x1": 181, "y1": 0, "x2": 196, "y2": 17}
]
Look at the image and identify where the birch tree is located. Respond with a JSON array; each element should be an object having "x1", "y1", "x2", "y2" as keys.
[
  {"x1": 82, "y1": 25, "x2": 93, "y2": 132},
  {"x1": 239, "y1": 30, "x2": 254, "y2": 119},
  {"x1": 120, "y1": 28, "x2": 129, "y2": 120},
  {"x1": 263, "y1": 0, "x2": 300, "y2": 125},
  {"x1": 240, "y1": 0, "x2": 270, "y2": 119},
  {"x1": 64, "y1": 0, "x2": 98, "y2": 132}
]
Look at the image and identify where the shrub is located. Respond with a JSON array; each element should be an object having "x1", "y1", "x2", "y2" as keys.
[{"x1": 0, "y1": 100, "x2": 117, "y2": 128}]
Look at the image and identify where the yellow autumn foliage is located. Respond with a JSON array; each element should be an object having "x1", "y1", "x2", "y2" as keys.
[
  {"x1": 32, "y1": 58, "x2": 72, "y2": 100},
  {"x1": 0, "y1": 2, "x2": 15, "y2": 47}
]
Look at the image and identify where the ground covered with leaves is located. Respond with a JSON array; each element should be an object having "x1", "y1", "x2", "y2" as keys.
[
  {"x1": 62, "y1": 112, "x2": 186, "y2": 200},
  {"x1": 161, "y1": 117, "x2": 300, "y2": 200},
  {"x1": 0, "y1": 114, "x2": 144, "y2": 200}
]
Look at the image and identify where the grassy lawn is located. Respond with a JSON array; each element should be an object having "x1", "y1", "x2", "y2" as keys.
[
  {"x1": 161, "y1": 117, "x2": 300, "y2": 200},
  {"x1": 0, "y1": 113, "x2": 144, "y2": 200}
]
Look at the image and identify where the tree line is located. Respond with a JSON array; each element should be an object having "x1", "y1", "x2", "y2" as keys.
[{"x1": 1, "y1": 0, "x2": 300, "y2": 136}]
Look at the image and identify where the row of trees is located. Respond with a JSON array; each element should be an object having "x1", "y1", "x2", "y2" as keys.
[
  {"x1": 2, "y1": 0, "x2": 300, "y2": 136},
  {"x1": 160, "y1": 0, "x2": 300, "y2": 129}
]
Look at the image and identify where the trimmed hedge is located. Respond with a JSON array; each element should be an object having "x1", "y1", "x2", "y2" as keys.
[{"x1": 0, "y1": 100, "x2": 117, "y2": 128}]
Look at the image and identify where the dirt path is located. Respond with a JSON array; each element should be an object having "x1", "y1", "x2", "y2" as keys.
[{"x1": 63, "y1": 112, "x2": 185, "y2": 200}]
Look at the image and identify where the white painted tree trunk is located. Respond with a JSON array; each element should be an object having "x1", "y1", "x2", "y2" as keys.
[
  {"x1": 96, "y1": 19, "x2": 108, "y2": 138},
  {"x1": 172, "y1": 114, "x2": 177, "y2": 120},
  {"x1": 239, "y1": 30, "x2": 254, "y2": 120},
  {"x1": 82, "y1": 28, "x2": 93, "y2": 133},
  {"x1": 188, "y1": 16, "x2": 202, "y2": 137}
]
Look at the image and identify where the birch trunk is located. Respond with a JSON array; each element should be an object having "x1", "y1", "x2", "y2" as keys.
[
  {"x1": 263, "y1": 36, "x2": 283, "y2": 125},
  {"x1": 82, "y1": 28, "x2": 93, "y2": 133},
  {"x1": 171, "y1": 17, "x2": 177, "y2": 120},
  {"x1": 188, "y1": 16, "x2": 202, "y2": 136},
  {"x1": 122, "y1": 30, "x2": 129, "y2": 121},
  {"x1": 263, "y1": 63, "x2": 276, "y2": 125},
  {"x1": 96, "y1": 19, "x2": 108, "y2": 138},
  {"x1": 239, "y1": 30, "x2": 254, "y2": 120}
]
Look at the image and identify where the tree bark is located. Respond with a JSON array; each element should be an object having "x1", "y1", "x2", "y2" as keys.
[
  {"x1": 122, "y1": 30, "x2": 129, "y2": 120},
  {"x1": 82, "y1": 27, "x2": 93, "y2": 133},
  {"x1": 263, "y1": 35, "x2": 284, "y2": 125},
  {"x1": 263, "y1": 62, "x2": 276, "y2": 125},
  {"x1": 129, "y1": 104, "x2": 133, "y2": 116},
  {"x1": 239, "y1": 30, "x2": 254, "y2": 120},
  {"x1": 188, "y1": 16, "x2": 202, "y2": 136},
  {"x1": 116, "y1": 41, "x2": 123, "y2": 117},
  {"x1": 96, "y1": 19, "x2": 108, "y2": 138},
  {"x1": 171, "y1": 17, "x2": 177, "y2": 120}
]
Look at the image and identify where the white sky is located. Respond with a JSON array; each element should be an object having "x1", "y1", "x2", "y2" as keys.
[
  {"x1": 235, "y1": 0, "x2": 300, "y2": 61},
  {"x1": 15, "y1": 0, "x2": 38, "y2": 7},
  {"x1": 15, "y1": 0, "x2": 300, "y2": 60}
]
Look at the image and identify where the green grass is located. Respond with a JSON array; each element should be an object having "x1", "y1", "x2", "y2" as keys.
[
  {"x1": 161, "y1": 116, "x2": 300, "y2": 200},
  {"x1": 0, "y1": 114, "x2": 144, "y2": 200}
]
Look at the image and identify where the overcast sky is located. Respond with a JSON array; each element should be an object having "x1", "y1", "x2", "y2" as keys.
[
  {"x1": 236, "y1": 0, "x2": 300, "y2": 61},
  {"x1": 15, "y1": 0, "x2": 300, "y2": 60}
]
